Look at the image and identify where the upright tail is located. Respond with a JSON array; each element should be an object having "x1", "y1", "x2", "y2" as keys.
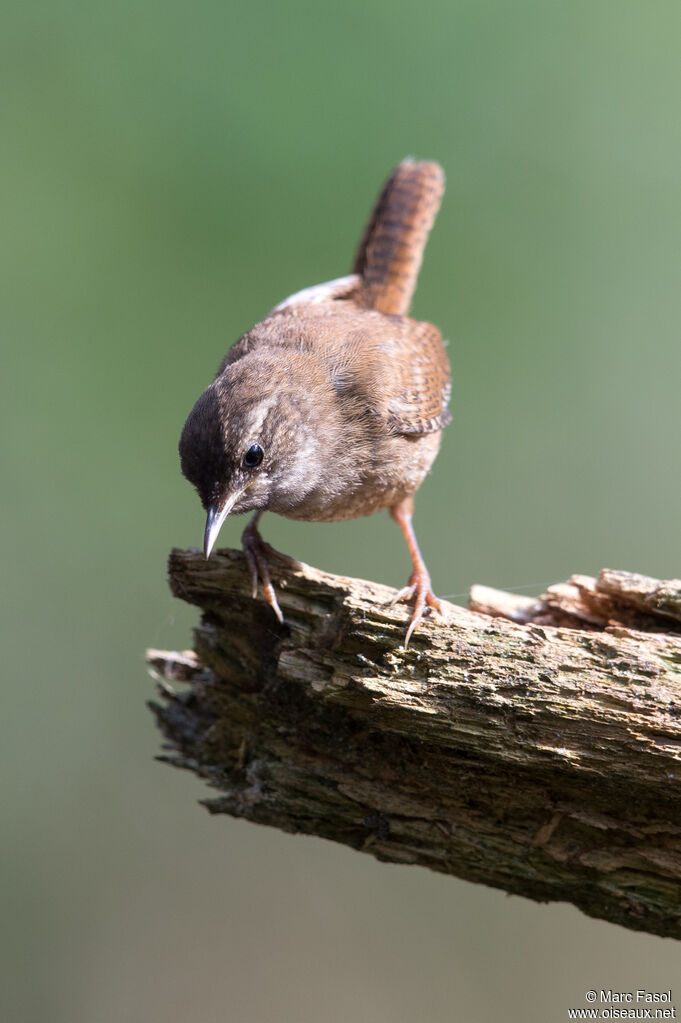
[{"x1": 353, "y1": 159, "x2": 445, "y2": 317}]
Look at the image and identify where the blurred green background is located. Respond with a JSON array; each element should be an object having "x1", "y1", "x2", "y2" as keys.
[{"x1": 2, "y1": 1, "x2": 680, "y2": 1020}]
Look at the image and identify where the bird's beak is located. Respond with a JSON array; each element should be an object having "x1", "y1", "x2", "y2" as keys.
[{"x1": 203, "y1": 490, "x2": 244, "y2": 558}]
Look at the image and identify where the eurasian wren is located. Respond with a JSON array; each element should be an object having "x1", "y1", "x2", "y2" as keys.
[{"x1": 179, "y1": 159, "x2": 451, "y2": 644}]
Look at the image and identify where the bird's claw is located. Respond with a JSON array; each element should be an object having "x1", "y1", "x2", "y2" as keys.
[
  {"x1": 241, "y1": 522, "x2": 287, "y2": 624},
  {"x1": 390, "y1": 571, "x2": 442, "y2": 648}
]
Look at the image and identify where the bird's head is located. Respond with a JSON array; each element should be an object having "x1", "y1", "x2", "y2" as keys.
[{"x1": 179, "y1": 353, "x2": 328, "y2": 556}]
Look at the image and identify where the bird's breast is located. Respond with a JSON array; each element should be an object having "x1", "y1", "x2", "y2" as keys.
[{"x1": 274, "y1": 430, "x2": 442, "y2": 523}]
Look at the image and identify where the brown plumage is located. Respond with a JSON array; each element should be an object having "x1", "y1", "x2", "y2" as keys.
[
  {"x1": 354, "y1": 159, "x2": 445, "y2": 315},
  {"x1": 179, "y1": 159, "x2": 451, "y2": 645}
]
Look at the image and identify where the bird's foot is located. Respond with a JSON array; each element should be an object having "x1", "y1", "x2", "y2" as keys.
[
  {"x1": 255, "y1": 539, "x2": 302, "y2": 570},
  {"x1": 391, "y1": 569, "x2": 442, "y2": 649},
  {"x1": 241, "y1": 519, "x2": 297, "y2": 624}
]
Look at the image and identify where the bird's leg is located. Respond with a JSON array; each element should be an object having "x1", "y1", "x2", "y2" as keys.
[
  {"x1": 389, "y1": 496, "x2": 442, "y2": 648},
  {"x1": 240, "y1": 512, "x2": 300, "y2": 624}
]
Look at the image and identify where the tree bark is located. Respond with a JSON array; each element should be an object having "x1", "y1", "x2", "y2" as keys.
[{"x1": 148, "y1": 549, "x2": 681, "y2": 939}]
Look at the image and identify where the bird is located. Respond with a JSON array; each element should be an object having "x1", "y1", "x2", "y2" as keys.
[{"x1": 179, "y1": 158, "x2": 451, "y2": 645}]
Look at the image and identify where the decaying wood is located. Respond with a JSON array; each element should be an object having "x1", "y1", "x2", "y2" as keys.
[{"x1": 148, "y1": 550, "x2": 681, "y2": 939}]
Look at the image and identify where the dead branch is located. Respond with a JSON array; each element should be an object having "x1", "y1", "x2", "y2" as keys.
[{"x1": 148, "y1": 550, "x2": 681, "y2": 939}]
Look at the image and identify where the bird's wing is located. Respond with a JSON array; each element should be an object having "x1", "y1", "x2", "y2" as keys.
[
  {"x1": 376, "y1": 319, "x2": 451, "y2": 435},
  {"x1": 319, "y1": 311, "x2": 451, "y2": 436},
  {"x1": 218, "y1": 305, "x2": 451, "y2": 438}
]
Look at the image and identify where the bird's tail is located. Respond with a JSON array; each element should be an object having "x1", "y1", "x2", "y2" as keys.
[{"x1": 353, "y1": 159, "x2": 445, "y2": 317}]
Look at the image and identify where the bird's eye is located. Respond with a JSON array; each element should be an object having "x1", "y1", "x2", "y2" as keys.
[{"x1": 242, "y1": 444, "x2": 264, "y2": 469}]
